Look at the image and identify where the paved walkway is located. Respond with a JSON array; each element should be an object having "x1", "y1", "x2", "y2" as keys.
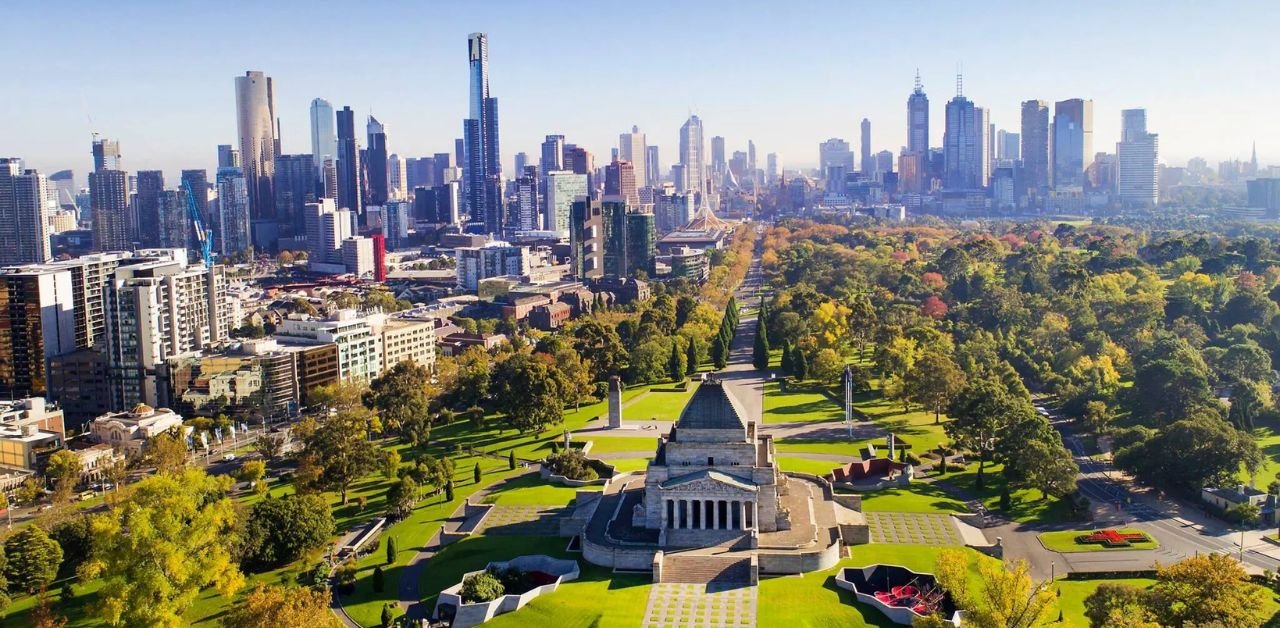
[{"x1": 642, "y1": 582, "x2": 758, "y2": 628}]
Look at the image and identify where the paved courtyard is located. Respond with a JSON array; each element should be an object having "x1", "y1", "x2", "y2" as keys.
[
  {"x1": 474, "y1": 505, "x2": 569, "y2": 536},
  {"x1": 642, "y1": 582, "x2": 758, "y2": 628},
  {"x1": 866, "y1": 512, "x2": 963, "y2": 545}
]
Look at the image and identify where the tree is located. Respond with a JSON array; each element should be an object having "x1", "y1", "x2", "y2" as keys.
[
  {"x1": 668, "y1": 340, "x2": 686, "y2": 383},
  {"x1": 386, "y1": 536, "x2": 397, "y2": 565},
  {"x1": 383, "y1": 450, "x2": 402, "y2": 480},
  {"x1": 50, "y1": 516, "x2": 94, "y2": 577},
  {"x1": 685, "y1": 336, "x2": 700, "y2": 375},
  {"x1": 1229, "y1": 379, "x2": 1272, "y2": 431},
  {"x1": 907, "y1": 353, "x2": 966, "y2": 424},
  {"x1": 473, "y1": 462, "x2": 482, "y2": 485},
  {"x1": 1082, "y1": 583, "x2": 1157, "y2": 628},
  {"x1": 145, "y1": 430, "x2": 189, "y2": 474},
  {"x1": 224, "y1": 584, "x2": 341, "y2": 628},
  {"x1": 45, "y1": 449, "x2": 81, "y2": 503},
  {"x1": 711, "y1": 334, "x2": 728, "y2": 370},
  {"x1": 554, "y1": 348, "x2": 594, "y2": 410},
  {"x1": 780, "y1": 341, "x2": 793, "y2": 376},
  {"x1": 255, "y1": 434, "x2": 286, "y2": 460},
  {"x1": 571, "y1": 319, "x2": 627, "y2": 381},
  {"x1": 1114, "y1": 412, "x2": 1262, "y2": 493},
  {"x1": 445, "y1": 479, "x2": 455, "y2": 502},
  {"x1": 933, "y1": 549, "x2": 1056, "y2": 628},
  {"x1": 303, "y1": 406, "x2": 380, "y2": 504},
  {"x1": 753, "y1": 308, "x2": 771, "y2": 370},
  {"x1": 793, "y1": 348, "x2": 809, "y2": 380},
  {"x1": 367, "y1": 361, "x2": 434, "y2": 442},
  {"x1": 1147, "y1": 553, "x2": 1268, "y2": 628},
  {"x1": 81, "y1": 468, "x2": 244, "y2": 627},
  {"x1": 491, "y1": 352, "x2": 567, "y2": 433},
  {"x1": 385, "y1": 476, "x2": 418, "y2": 521},
  {"x1": 1082, "y1": 400, "x2": 1112, "y2": 433},
  {"x1": 238, "y1": 459, "x2": 266, "y2": 487},
  {"x1": 373, "y1": 565, "x2": 385, "y2": 592},
  {"x1": 239, "y1": 493, "x2": 334, "y2": 571},
  {"x1": 920, "y1": 295, "x2": 949, "y2": 320},
  {"x1": 1004, "y1": 428, "x2": 1079, "y2": 499},
  {"x1": 946, "y1": 377, "x2": 1031, "y2": 489},
  {"x1": 5, "y1": 525, "x2": 63, "y2": 594},
  {"x1": 811, "y1": 348, "x2": 844, "y2": 386},
  {"x1": 460, "y1": 572, "x2": 505, "y2": 603},
  {"x1": 30, "y1": 592, "x2": 65, "y2": 628},
  {"x1": 381, "y1": 603, "x2": 395, "y2": 628}
]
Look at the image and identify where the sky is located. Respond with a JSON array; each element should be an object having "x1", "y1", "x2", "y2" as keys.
[{"x1": 3, "y1": 0, "x2": 1278, "y2": 184}]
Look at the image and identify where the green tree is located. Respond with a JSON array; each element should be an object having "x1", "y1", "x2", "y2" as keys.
[
  {"x1": 302, "y1": 406, "x2": 380, "y2": 504},
  {"x1": 1147, "y1": 553, "x2": 1268, "y2": 628},
  {"x1": 946, "y1": 377, "x2": 1030, "y2": 490},
  {"x1": 380, "y1": 603, "x2": 395, "y2": 628},
  {"x1": 383, "y1": 450, "x2": 402, "y2": 480},
  {"x1": 668, "y1": 340, "x2": 686, "y2": 383},
  {"x1": 45, "y1": 449, "x2": 81, "y2": 503},
  {"x1": 1114, "y1": 412, "x2": 1262, "y2": 493},
  {"x1": 907, "y1": 353, "x2": 967, "y2": 424},
  {"x1": 793, "y1": 348, "x2": 809, "y2": 380},
  {"x1": 239, "y1": 493, "x2": 334, "y2": 571},
  {"x1": 145, "y1": 429, "x2": 190, "y2": 474},
  {"x1": 372, "y1": 565, "x2": 385, "y2": 592},
  {"x1": 711, "y1": 334, "x2": 728, "y2": 370},
  {"x1": 367, "y1": 361, "x2": 434, "y2": 442},
  {"x1": 1082, "y1": 583, "x2": 1157, "y2": 628},
  {"x1": 571, "y1": 319, "x2": 628, "y2": 381},
  {"x1": 933, "y1": 549, "x2": 1056, "y2": 628},
  {"x1": 473, "y1": 463, "x2": 482, "y2": 485},
  {"x1": 508, "y1": 450, "x2": 517, "y2": 470},
  {"x1": 811, "y1": 348, "x2": 844, "y2": 386},
  {"x1": 491, "y1": 352, "x2": 567, "y2": 433},
  {"x1": 49, "y1": 516, "x2": 93, "y2": 577},
  {"x1": 238, "y1": 460, "x2": 266, "y2": 487},
  {"x1": 753, "y1": 307, "x2": 771, "y2": 370},
  {"x1": 1228, "y1": 379, "x2": 1272, "y2": 431},
  {"x1": 385, "y1": 476, "x2": 418, "y2": 521},
  {"x1": 5, "y1": 525, "x2": 63, "y2": 594},
  {"x1": 81, "y1": 468, "x2": 244, "y2": 627},
  {"x1": 686, "y1": 335, "x2": 700, "y2": 375},
  {"x1": 386, "y1": 537, "x2": 397, "y2": 565},
  {"x1": 460, "y1": 572, "x2": 505, "y2": 603}
]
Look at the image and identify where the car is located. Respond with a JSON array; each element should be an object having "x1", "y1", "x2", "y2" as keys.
[
  {"x1": 223, "y1": 453, "x2": 237, "y2": 461},
  {"x1": 1034, "y1": 405, "x2": 1050, "y2": 417}
]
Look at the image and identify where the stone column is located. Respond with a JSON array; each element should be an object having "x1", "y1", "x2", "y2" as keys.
[
  {"x1": 713, "y1": 500, "x2": 720, "y2": 530},
  {"x1": 735, "y1": 500, "x2": 743, "y2": 530},
  {"x1": 662, "y1": 499, "x2": 670, "y2": 529}
]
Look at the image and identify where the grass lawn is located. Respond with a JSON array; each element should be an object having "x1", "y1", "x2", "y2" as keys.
[
  {"x1": 776, "y1": 439, "x2": 877, "y2": 457},
  {"x1": 1038, "y1": 528, "x2": 1159, "y2": 553},
  {"x1": 621, "y1": 384, "x2": 698, "y2": 422},
  {"x1": 857, "y1": 484, "x2": 969, "y2": 514},
  {"x1": 1243, "y1": 419, "x2": 1280, "y2": 484},
  {"x1": 757, "y1": 544, "x2": 996, "y2": 628},
  {"x1": 420, "y1": 535, "x2": 652, "y2": 628},
  {"x1": 852, "y1": 388, "x2": 950, "y2": 454},
  {"x1": 581, "y1": 435, "x2": 662, "y2": 454},
  {"x1": 945, "y1": 462, "x2": 1076, "y2": 525},
  {"x1": 763, "y1": 380, "x2": 845, "y2": 424},
  {"x1": 481, "y1": 474, "x2": 600, "y2": 507},
  {"x1": 604, "y1": 458, "x2": 651, "y2": 472},
  {"x1": 778, "y1": 456, "x2": 843, "y2": 477}
]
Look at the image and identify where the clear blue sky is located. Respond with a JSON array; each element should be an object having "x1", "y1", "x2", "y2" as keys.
[{"x1": 3, "y1": 0, "x2": 1276, "y2": 183}]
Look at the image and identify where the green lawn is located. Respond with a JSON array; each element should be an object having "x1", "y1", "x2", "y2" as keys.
[
  {"x1": 763, "y1": 380, "x2": 845, "y2": 424},
  {"x1": 604, "y1": 458, "x2": 652, "y2": 472},
  {"x1": 853, "y1": 387, "x2": 950, "y2": 454},
  {"x1": 778, "y1": 456, "x2": 842, "y2": 477},
  {"x1": 1038, "y1": 529, "x2": 1159, "y2": 553},
  {"x1": 481, "y1": 474, "x2": 600, "y2": 507},
  {"x1": 1055, "y1": 577, "x2": 1280, "y2": 627},
  {"x1": 1243, "y1": 419, "x2": 1280, "y2": 484},
  {"x1": 581, "y1": 435, "x2": 661, "y2": 454},
  {"x1": 419, "y1": 535, "x2": 652, "y2": 628},
  {"x1": 621, "y1": 384, "x2": 698, "y2": 422},
  {"x1": 857, "y1": 484, "x2": 969, "y2": 514},
  {"x1": 757, "y1": 545, "x2": 996, "y2": 628},
  {"x1": 776, "y1": 439, "x2": 877, "y2": 457}
]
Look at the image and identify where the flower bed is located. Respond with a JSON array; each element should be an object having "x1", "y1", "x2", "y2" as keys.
[
  {"x1": 1076, "y1": 529, "x2": 1151, "y2": 548},
  {"x1": 432, "y1": 555, "x2": 580, "y2": 628}
]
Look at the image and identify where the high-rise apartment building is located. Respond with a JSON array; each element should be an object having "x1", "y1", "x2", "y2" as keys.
[
  {"x1": 710, "y1": 136, "x2": 726, "y2": 175},
  {"x1": 0, "y1": 159, "x2": 53, "y2": 265},
  {"x1": 366, "y1": 116, "x2": 389, "y2": 206},
  {"x1": 0, "y1": 267, "x2": 76, "y2": 398},
  {"x1": 860, "y1": 118, "x2": 872, "y2": 174},
  {"x1": 233, "y1": 71, "x2": 278, "y2": 244},
  {"x1": 463, "y1": 33, "x2": 503, "y2": 234},
  {"x1": 1020, "y1": 99, "x2": 1052, "y2": 201},
  {"x1": 545, "y1": 171, "x2": 588, "y2": 235},
  {"x1": 646, "y1": 145, "x2": 661, "y2": 187},
  {"x1": 678, "y1": 115, "x2": 705, "y2": 198},
  {"x1": 605, "y1": 160, "x2": 638, "y2": 205},
  {"x1": 513, "y1": 167, "x2": 540, "y2": 231},
  {"x1": 309, "y1": 98, "x2": 337, "y2": 179},
  {"x1": 274, "y1": 154, "x2": 316, "y2": 238},
  {"x1": 215, "y1": 167, "x2": 251, "y2": 257},
  {"x1": 336, "y1": 106, "x2": 362, "y2": 218},
  {"x1": 305, "y1": 199, "x2": 353, "y2": 266},
  {"x1": 1053, "y1": 98, "x2": 1094, "y2": 189},
  {"x1": 1117, "y1": 109, "x2": 1159, "y2": 207},
  {"x1": 90, "y1": 169, "x2": 130, "y2": 252},
  {"x1": 156, "y1": 190, "x2": 189, "y2": 250},
  {"x1": 217, "y1": 144, "x2": 240, "y2": 169},
  {"x1": 181, "y1": 169, "x2": 209, "y2": 225},
  {"x1": 388, "y1": 154, "x2": 405, "y2": 200},
  {"x1": 996, "y1": 130, "x2": 1021, "y2": 161},
  {"x1": 619, "y1": 126, "x2": 648, "y2": 191},
  {"x1": 133, "y1": 171, "x2": 164, "y2": 248},
  {"x1": 92, "y1": 138, "x2": 122, "y2": 172}
]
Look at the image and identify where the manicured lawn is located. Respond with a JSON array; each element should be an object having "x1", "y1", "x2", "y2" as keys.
[
  {"x1": 763, "y1": 380, "x2": 845, "y2": 424},
  {"x1": 582, "y1": 435, "x2": 662, "y2": 454},
  {"x1": 945, "y1": 462, "x2": 1076, "y2": 525},
  {"x1": 604, "y1": 458, "x2": 652, "y2": 473},
  {"x1": 757, "y1": 545, "x2": 996, "y2": 628},
  {"x1": 621, "y1": 384, "x2": 698, "y2": 422},
  {"x1": 778, "y1": 456, "x2": 843, "y2": 477},
  {"x1": 1038, "y1": 528, "x2": 1159, "y2": 553},
  {"x1": 853, "y1": 387, "x2": 950, "y2": 454},
  {"x1": 857, "y1": 484, "x2": 969, "y2": 514},
  {"x1": 776, "y1": 439, "x2": 877, "y2": 457},
  {"x1": 481, "y1": 474, "x2": 600, "y2": 506},
  {"x1": 1243, "y1": 419, "x2": 1280, "y2": 484}
]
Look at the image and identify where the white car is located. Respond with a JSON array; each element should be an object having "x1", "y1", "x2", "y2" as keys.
[{"x1": 223, "y1": 453, "x2": 237, "y2": 461}]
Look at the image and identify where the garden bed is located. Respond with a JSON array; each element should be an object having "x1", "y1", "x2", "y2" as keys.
[{"x1": 1038, "y1": 528, "x2": 1159, "y2": 553}]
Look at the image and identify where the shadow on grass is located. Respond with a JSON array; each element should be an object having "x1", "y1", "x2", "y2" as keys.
[{"x1": 817, "y1": 575, "x2": 898, "y2": 628}]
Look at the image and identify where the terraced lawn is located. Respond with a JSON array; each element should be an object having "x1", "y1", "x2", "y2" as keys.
[
  {"x1": 763, "y1": 380, "x2": 845, "y2": 423},
  {"x1": 778, "y1": 456, "x2": 844, "y2": 477},
  {"x1": 621, "y1": 383, "x2": 698, "y2": 422},
  {"x1": 581, "y1": 435, "x2": 662, "y2": 454},
  {"x1": 776, "y1": 439, "x2": 877, "y2": 457},
  {"x1": 857, "y1": 484, "x2": 969, "y2": 514},
  {"x1": 481, "y1": 474, "x2": 601, "y2": 507}
]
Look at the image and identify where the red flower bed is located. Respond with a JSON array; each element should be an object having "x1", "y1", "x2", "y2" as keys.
[{"x1": 1075, "y1": 529, "x2": 1150, "y2": 548}]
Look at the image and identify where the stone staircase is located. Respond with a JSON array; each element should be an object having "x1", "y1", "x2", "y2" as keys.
[{"x1": 661, "y1": 554, "x2": 755, "y2": 584}]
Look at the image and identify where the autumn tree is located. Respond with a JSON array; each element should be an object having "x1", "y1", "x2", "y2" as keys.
[
  {"x1": 145, "y1": 429, "x2": 190, "y2": 474},
  {"x1": 1147, "y1": 554, "x2": 1268, "y2": 628},
  {"x1": 933, "y1": 549, "x2": 1056, "y2": 628},
  {"x1": 44, "y1": 449, "x2": 82, "y2": 502},
  {"x1": 224, "y1": 584, "x2": 341, "y2": 628},
  {"x1": 82, "y1": 468, "x2": 244, "y2": 627}
]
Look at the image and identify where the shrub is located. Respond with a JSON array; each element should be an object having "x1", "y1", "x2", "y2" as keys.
[
  {"x1": 460, "y1": 571, "x2": 505, "y2": 603},
  {"x1": 544, "y1": 449, "x2": 600, "y2": 481},
  {"x1": 373, "y1": 565, "x2": 385, "y2": 592}
]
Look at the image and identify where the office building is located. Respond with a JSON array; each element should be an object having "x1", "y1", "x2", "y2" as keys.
[
  {"x1": 405, "y1": 156, "x2": 432, "y2": 190},
  {"x1": 710, "y1": 135, "x2": 726, "y2": 176},
  {"x1": 1020, "y1": 100, "x2": 1052, "y2": 201},
  {"x1": 860, "y1": 118, "x2": 872, "y2": 174},
  {"x1": 463, "y1": 32, "x2": 503, "y2": 234},
  {"x1": 455, "y1": 241, "x2": 530, "y2": 290},
  {"x1": 819, "y1": 138, "x2": 855, "y2": 182},
  {"x1": 0, "y1": 159, "x2": 53, "y2": 265},
  {"x1": 646, "y1": 145, "x2": 661, "y2": 187},
  {"x1": 90, "y1": 168, "x2": 130, "y2": 252},
  {"x1": 943, "y1": 77, "x2": 984, "y2": 191},
  {"x1": 379, "y1": 317, "x2": 436, "y2": 371},
  {"x1": 619, "y1": 126, "x2": 648, "y2": 191},
  {"x1": 233, "y1": 71, "x2": 278, "y2": 243},
  {"x1": 388, "y1": 153, "x2": 405, "y2": 199},
  {"x1": 133, "y1": 171, "x2": 164, "y2": 248},
  {"x1": 384, "y1": 200, "x2": 411, "y2": 250},
  {"x1": 540, "y1": 135, "x2": 565, "y2": 173},
  {"x1": 217, "y1": 144, "x2": 240, "y2": 169},
  {"x1": 570, "y1": 199, "x2": 603, "y2": 280},
  {"x1": 276, "y1": 311, "x2": 382, "y2": 382},
  {"x1": 366, "y1": 116, "x2": 389, "y2": 206},
  {"x1": 0, "y1": 268, "x2": 76, "y2": 398},
  {"x1": 545, "y1": 171, "x2": 588, "y2": 234},
  {"x1": 679, "y1": 115, "x2": 705, "y2": 197},
  {"x1": 342, "y1": 236, "x2": 376, "y2": 277},
  {"x1": 0, "y1": 397, "x2": 66, "y2": 472},
  {"x1": 907, "y1": 72, "x2": 929, "y2": 156},
  {"x1": 997, "y1": 130, "x2": 1020, "y2": 161},
  {"x1": 309, "y1": 98, "x2": 337, "y2": 178},
  {"x1": 336, "y1": 106, "x2": 362, "y2": 216},
  {"x1": 274, "y1": 153, "x2": 316, "y2": 238},
  {"x1": 1117, "y1": 109, "x2": 1159, "y2": 207},
  {"x1": 180, "y1": 169, "x2": 209, "y2": 224},
  {"x1": 1053, "y1": 99, "x2": 1094, "y2": 189},
  {"x1": 513, "y1": 167, "x2": 540, "y2": 231},
  {"x1": 215, "y1": 167, "x2": 250, "y2": 257},
  {"x1": 305, "y1": 199, "x2": 353, "y2": 266},
  {"x1": 605, "y1": 160, "x2": 638, "y2": 205}
]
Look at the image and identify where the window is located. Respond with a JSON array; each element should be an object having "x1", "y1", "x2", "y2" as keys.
[{"x1": 707, "y1": 457, "x2": 714, "y2": 466}]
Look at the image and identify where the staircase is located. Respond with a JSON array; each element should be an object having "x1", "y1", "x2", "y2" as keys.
[{"x1": 661, "y1": 554, "x2": 754, "y2": 584}]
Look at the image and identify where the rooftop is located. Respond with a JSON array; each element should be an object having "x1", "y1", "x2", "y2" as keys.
[{"x1": 675, "y1": 379, "x2": 747, "y2": 431}]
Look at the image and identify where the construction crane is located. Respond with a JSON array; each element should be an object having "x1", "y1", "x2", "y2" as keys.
[{"x1": 182, "y1": 179, "x2": 214, "y2": 268}]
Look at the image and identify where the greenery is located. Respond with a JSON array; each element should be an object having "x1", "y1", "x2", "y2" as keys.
[
  {"x1": 934, "y1": 548, "x2": 1057, "y2": 627},
  {"x1": 1037, "y1": 529, "x2": 1159, "y2": 553},
  {"x1": 460, "y1": 571, "x2": 505, "y2": 603},
  {"x1": 1081, "y1": 553, "x2": 1270, "y2": 627},
  {"x1": 223, "y1": 583, "x2": 340, "y2": 628},
  {"x1": 239, "y1": 493, "x2": 334, "y2": 571},
  {"x1": 5, "y1": 525, "x2": 63, "y2": 595}
]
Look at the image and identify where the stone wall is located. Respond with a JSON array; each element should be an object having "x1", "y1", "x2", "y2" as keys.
[
  {"x1": 582, "y1": 534, "x2": 659, "y2": 570},
  {"x1": 756, "y1": 536, "x2": 842, "y2": 574},
  {"x1": 664, "y1": 441, "x2": 757, "y2": 466},
  {"x1": 433, "y1": 555, "x2": 581, "y2": 628}
]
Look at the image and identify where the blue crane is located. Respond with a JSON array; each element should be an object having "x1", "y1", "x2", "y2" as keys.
[{"x1": 182, "y1": 178, "x2": 214, "y2": 268}]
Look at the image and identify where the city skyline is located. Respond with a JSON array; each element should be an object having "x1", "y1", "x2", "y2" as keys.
[{"x1": 4, "y1": 0, "x2": 1278, "y2": 182}]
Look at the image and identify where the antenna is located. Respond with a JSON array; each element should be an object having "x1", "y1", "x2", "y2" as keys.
[
  {"x1": 914, "y1": 68, "x2": 922, "y2": 92},
  {"x1": 955, "y1": 64, "x2": 963, "y2": 97}
]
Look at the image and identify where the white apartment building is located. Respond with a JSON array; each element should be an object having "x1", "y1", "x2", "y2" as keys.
[
  {"x1": 455, "y1": 241, "x2": 531, "y2": 291},
  {"x1": 276, "y1": 310, "x2": 382, "y2": 382}
]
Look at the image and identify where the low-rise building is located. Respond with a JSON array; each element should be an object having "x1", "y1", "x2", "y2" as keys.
[
  {"x1": 0, "y1": 398, "x2": 66, "y2": 471},
  {"x1": 654, "y1": 247, "x2": 710, "y2": 281},
  {"x1": 530, "y1": 302, "x2": 572, "y2": 331},
  {"x1": 1202, "y1": 484, "x2": 1279, "y2": 525},
  {"x1": 90, "y1": 404, "x2": 185, "y2": 457}
]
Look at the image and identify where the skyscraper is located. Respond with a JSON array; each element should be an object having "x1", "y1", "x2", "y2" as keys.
[
  {"x1": 217, "y1": 144, "x2": 240, "y2": 169},
  {"x1": 619, "y1": 126, "x2": 648, "y2": 191},
  {"x1": 710, "y1": 135, "x2": 726, "y2": 175},
  {"x1": 540, "y1": 135, "x2": 565, "y2": 173},
  {"x1": 156, "y1": 189, "x2": 189, "y2": 250},
  {"x1": 274, "y1": 154, "x2": 316, "y2": 237},
  {"x1": 215, "y1": 167, "x2": 251, "y2": 257},
  {"x1": 514, "y1": 152, "x2": 529, "y2": 176},
  {"x1": 309, "y1": 98, "x2": 337, "y2": 178},
  {"x1": 943, "y1": 77, "x2": 983, "y2": 190},
  {"x1": 605, "y1": 160, "x2": 638, "y2": 205},
  {"x1": 0, "y1": 158, "x2": 52, "y2": 265},
  {"x1": 1053, "y1": 98, "x2": 1094, "y2": 189},
  {"x1": 860, "y1": 118, "x2": 872, "y2": 175},
  {"x1": 234, "y1": 71, "x2": 278, "y2": 243},
  {"x1": 388, "y1": 154, "x2": 405, "y2": 199},
  {"x1": 544, "y1": 170, "x2": 587, "y2": 234},
  {"x1": 818, "y1": 138, "x2": 855, "y2": 180},
  {"x1": 1020, "y1": 100, "x2": 1052, "y2": 201},
  {"x1": 336, "y1": 106, "x2": 362, "y2": 217},
  {"x1": 181, "y1": 169, "x2": 209, "y2": 225},
  {"x1": 365, "y1": 116, "x2": 388, "y2": 206},
  {"x1": 646, "y1": 145, "x2": 661, "y2": 188},
  {"x1": 463, "y1": 32, "x2": 503, "y2": 233},
  {"x1": 906, "y1": 72, "x2": 929, "y2": 192},
  {"x1": 678, "y1": 115, "x2": 705, "y2": 198},
  {"x1": 92, "y1": 138, "x2": 122, "y2": 171},
  {"x1": 513, "y1": 167, "x2": 539, "y2": 231},
  {"x1": 1117, "y1": 109, "x2": 1159, "y2": 207},
  {"x1": 996, "y1": 130, "x2": 1020, "y2": 161},
  {"x1": 133, "y1": 171, "x2": 164, "y2": 248},
  {"x1": 90, "y1": 167, "x2": 130, "y2": 252}
]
